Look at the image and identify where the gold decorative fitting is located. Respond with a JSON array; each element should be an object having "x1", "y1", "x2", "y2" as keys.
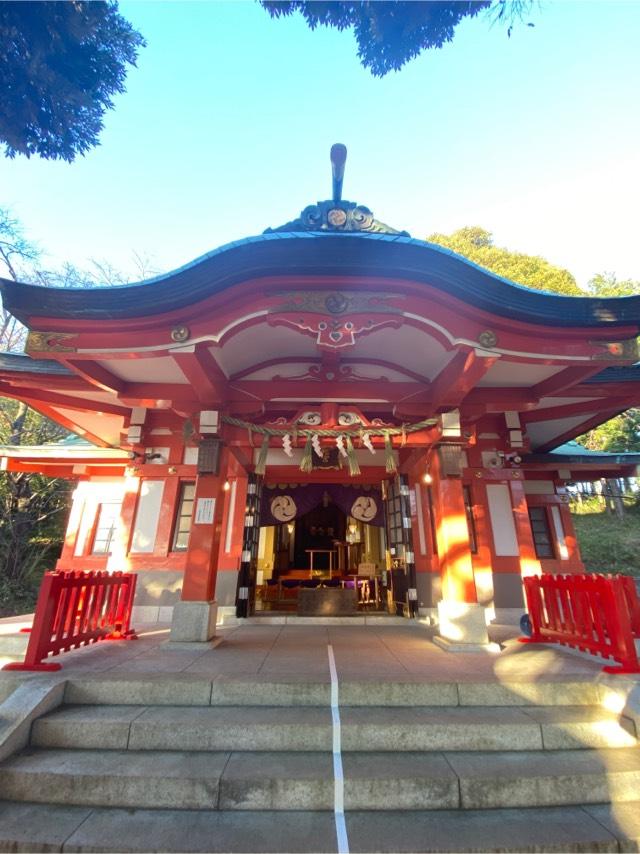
[
  {"x1": 474, "y1": 471, "x2": 483, "y2": 478},
  {"x1": 171, "y1": 325, "x2": 190, "y2": 343},
  {"x1": 478, "y1": 330, "x2": 498, "y2": 349},
  {"x1": 512, "y1": 471, "x2": 521, "y2": 478},
  {"x1": 590, "y1": 338, "x2": 638, "y2": 361},
  {"x1": 26, "y1": 331, "x2": 77, "y2": 353},
  {"x1": 327, "y1": 208, "x2": 347, "y2": 227}
]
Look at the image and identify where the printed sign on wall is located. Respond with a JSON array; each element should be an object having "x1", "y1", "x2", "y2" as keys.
[{"x1": 195, "y1": 497, "x2": 215, "y2": 524}]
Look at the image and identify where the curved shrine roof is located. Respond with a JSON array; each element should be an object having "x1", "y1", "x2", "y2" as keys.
[{"x1": 2, "y1": 230, "x2": 640, "y2": 330}]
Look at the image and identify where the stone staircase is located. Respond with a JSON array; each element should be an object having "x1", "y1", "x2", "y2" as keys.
[{"x1": 0, "y1": 676, "x2": 639, "y2": 852}]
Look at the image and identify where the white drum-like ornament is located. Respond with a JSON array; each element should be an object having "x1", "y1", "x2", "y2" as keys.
[
  {"x1": 271, "y1": 495, "x2": 297, "y2": 522},
  {"x1": 351, "y1": 496, "x2": 377, "y2": 523}
]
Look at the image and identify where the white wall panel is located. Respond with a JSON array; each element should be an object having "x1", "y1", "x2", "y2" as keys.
[
  {"x1": 486, "y1": 484, "x2": 519, "y2": 556},
  {"x1": 130, "y1": 480, "x2": 164, "y2": 554}
]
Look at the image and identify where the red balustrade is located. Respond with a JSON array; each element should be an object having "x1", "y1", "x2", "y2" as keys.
[
  {"x1": 3, "y1": 570, "x2": 137, "y2": 672},
  {"x1": 520, "y1": 573, "x2": 640, "y2": 674}
]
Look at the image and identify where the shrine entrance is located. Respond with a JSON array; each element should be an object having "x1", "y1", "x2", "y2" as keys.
[{"x1": 236, "y1": 478, "x2": 417, "y2": 617}]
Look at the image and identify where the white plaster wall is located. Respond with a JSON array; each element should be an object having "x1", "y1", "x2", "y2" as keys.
[
  {"x1": 523, "y1": 480, "x2": 556, "y2": 495},
  {"x1": 130, "y1": 480, "x2": 165, "y2": 554},
  {"x1": 183, "y1": 446, "x2": 199, "y2": 465},
  {"x1": 486, "y1": 484, "x2": 519, "y2": 556}
]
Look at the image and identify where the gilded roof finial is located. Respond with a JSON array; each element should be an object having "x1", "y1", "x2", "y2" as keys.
[{"x1": 331, "y1": 143, "x2": 347, "y2": 203}]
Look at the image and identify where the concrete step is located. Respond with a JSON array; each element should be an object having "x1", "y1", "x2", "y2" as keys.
[
  {"x1": 3, "y1": 746, "x2": 639, "y2": 812},
  {"x1": 61, "y1": 675, "x2": 604, "y2": 708},
  {"x1": 0, "y1": 800, "x2": 634, "y2": 852},
  {"x1": 30, "y1": 704, "x2": 636, "y2": 753}
]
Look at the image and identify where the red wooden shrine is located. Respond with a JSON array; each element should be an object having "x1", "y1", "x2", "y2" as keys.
[{"x1": 2, "y1": 146, "x2": 640, "y2": 645}]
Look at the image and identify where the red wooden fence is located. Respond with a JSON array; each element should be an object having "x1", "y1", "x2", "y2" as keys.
[
  {"x1": 521, "y1": 573, "x2": 640, "y2": 674},
  {"x1": 3, "y1": 570, "x2": 137, "y2": 672}
]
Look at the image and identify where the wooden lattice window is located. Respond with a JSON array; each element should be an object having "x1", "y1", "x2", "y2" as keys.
[
  {"x1": 463, "y1": 485, "x2": 478, "y2": 555},
  {"x1": 172, "y1": 482, "x2": 196, "y2": 551},
  {"x1": 91, "y1": 502, "x2": 120, "y2": 555},
  {"x1": 528, "y1": 506, "x2": 555, "y2": 559}
]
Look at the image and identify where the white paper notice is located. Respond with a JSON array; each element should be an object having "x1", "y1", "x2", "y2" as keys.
[{"x1": 195, "y1": 497, "x2": 215, "y2": 524}]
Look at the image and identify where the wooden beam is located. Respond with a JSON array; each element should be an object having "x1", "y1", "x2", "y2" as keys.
[
  {"x1": 0, "y1": 382, "x2": 127, "y2": 416},
  {"x1": 429, "y1": 350, "x2": 498, "y2": 411},
  {"x1": 171, "y1": 344, "x2": 228, "y2": 404},
  {"x1": 228, "y1": 444, "x2": 253, "y2": 473},
  {"x1": 228, "y1": 379, "x2": 431, "y2": 404},
  {"x1": 521, "y1": 396, "x2": 634, "y2": 424},
  {"x1": 531, "y1": 365, "x2": 606, "y2": 399},
  {"x1": 61, "y1": 359, "x2": 126, "y2": 394},
  {"x1": 465, "y1": 387, "x2": 537, "y2": 410}
]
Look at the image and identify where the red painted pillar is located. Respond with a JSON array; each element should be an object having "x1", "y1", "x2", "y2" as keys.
[
  {"x1": 181, "y1": 449, "x2": 229, "y2": 602},
  {"x1": 509, "y1": 478, "x2": 542, "y2": 578},
  {"x1": 431, "y1": 451, "x2": 477, "y2": 604}
]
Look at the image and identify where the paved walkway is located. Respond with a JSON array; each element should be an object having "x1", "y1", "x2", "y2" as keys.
[{"x1": 1, "y1": 618, "x2": 614, "y2": 684}]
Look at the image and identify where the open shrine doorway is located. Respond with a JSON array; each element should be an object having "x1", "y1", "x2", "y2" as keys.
[{"x1": 236, "y1": 479, "x2": 418, "y2": 618}]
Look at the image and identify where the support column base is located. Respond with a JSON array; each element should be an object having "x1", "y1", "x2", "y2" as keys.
[
  {"x1": 433, "y1": 601, "x2": 500, "y2": 654},
  {"x1": 169, "y1": 600, "x2": 218, "y2": 643}
]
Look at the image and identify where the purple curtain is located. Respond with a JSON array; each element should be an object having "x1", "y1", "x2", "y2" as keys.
[{"x1": 261, "y1": 483, "x2": 384, "y2": 527}]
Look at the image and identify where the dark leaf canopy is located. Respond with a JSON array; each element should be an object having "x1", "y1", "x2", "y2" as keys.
[
  {"x1": 260, "y1": 1, "x2": 493, "y2": 75},
  {"x1": 0, "y1": 1, "x2": 145, "y2": 161}
]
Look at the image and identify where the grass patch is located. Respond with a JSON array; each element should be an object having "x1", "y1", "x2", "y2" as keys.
[{"x1": 571, "y1": 496, "x2": 640, "y2": 577}]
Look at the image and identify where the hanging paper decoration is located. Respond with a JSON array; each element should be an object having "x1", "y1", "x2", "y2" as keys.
[
  {"x1": 336, "y1": 434, "x2": 348, "y2": 458},
  {"x1": 362, "y1": 432, "x2": 375, "y2": 454},
  {"x1": 300, "y1": 434, "x2": 314, "y2": 472},
  {"x1": 219, "y1": 414, "x2": 438, "y2": 478},
  {"x1": 384, "y1": 432, "x2": 397, "y2": 473},
  {"x1": 254, "y1": 434, "x2": 270, "y2": 476},
  {"x1": 282, "y1": 434, "x2": 293, "y2": 457},
  {"x1": 345, "y1": 435, "x2": 361, "y2": 476}
]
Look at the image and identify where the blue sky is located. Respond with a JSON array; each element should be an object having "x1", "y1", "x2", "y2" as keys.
[{"x1": 1, "y1": 1, "x2": 639, "y2": 289}]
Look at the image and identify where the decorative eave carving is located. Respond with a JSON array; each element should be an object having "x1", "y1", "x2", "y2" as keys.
[{"x1": 264, "y1": 198, "x2": 409, "y2": 236}]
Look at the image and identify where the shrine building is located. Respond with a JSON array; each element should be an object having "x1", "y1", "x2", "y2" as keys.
[{"x1": 2, "y1": 145, "x2": 640, "y2": 648}]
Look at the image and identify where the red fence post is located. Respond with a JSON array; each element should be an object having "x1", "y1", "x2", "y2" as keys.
[
  {"x1": 3, "y1": 570, "x2": 138, "y2": 672},
  {"x1": 519, "y1": 572, "x2": 640, "y2": 674}
]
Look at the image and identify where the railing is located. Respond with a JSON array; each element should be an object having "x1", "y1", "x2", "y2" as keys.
[
  {"x1": 3, "y1": 570, "x2": 137, "y2": 672},
  {"x1": 521, "y1": 573, "x2": 640, "y2": 674}
]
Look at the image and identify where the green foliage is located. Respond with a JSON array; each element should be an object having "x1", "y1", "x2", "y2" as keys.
[
  {"x1": 260, "y1": 1, "x2": 513, "y2": 76},
  {"x1": 0, "y1": 400, "x2": 71, "y2": 616},
  {"x1": 577, "y1": 278, "x2": 640, "y2": 452},
  {"x1": 572, "y1": 496, "x2": 640, "y2": 578},
  {"x1": 427, "y1": 226, "x2": 582, "y2": 295},
  {"x1": 577, "y1": 410, "x2": 640, "y2": 453},
  {"x1": 585, "y1": 273, "x2": 640, "y2": 298},
  {"x1": 0, "y1": 1, "x2": 145, "y2": 162}
]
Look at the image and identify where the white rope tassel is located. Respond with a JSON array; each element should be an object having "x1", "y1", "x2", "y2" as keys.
[{"x1": 312, "y1": 433, "x2": 324, "y2": 458}]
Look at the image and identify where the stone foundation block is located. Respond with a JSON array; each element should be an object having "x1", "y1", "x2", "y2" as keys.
[{"x1": 169, "y1": 600, "x2": 218, "y2": 643}]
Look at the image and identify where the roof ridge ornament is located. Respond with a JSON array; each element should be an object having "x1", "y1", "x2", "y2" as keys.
[{"x1": 264, "y1": 143, "x2": 410, "y2": 236}]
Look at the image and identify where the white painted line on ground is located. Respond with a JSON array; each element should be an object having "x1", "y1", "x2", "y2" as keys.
[{"x1": 328, "y1": 643, "x2": 349, "y2": 854}]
